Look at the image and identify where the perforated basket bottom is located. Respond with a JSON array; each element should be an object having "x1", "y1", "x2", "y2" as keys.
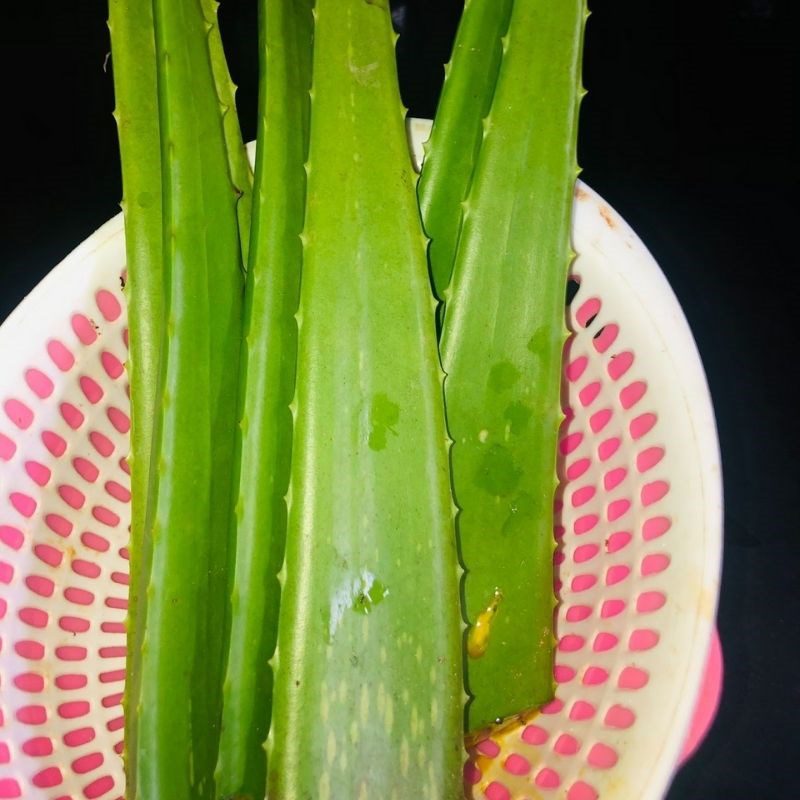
[
  {"x1": 0, "y1": 167, "x2": 720, "y2": 800},
  {"x1": 1, "y1": 275, "x2": 131, "y2": 800}
]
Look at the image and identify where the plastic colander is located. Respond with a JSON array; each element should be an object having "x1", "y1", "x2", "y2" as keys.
[{"x1": 0, "y1": 120, "x2": 722, "y2": 800}]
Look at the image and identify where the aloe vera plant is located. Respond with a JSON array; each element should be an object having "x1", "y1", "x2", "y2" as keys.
[
  {"x1": 417, "y1": 0, "x2": 513, "y2": 301},
  {"x1": 107, "y1": 3, "x2": 161, "y2": 793},
  {"x1": 215, "y1": 1, "x2": 313, "y2": 797},
  {"x1": 439, "y1": 0, "x2": 588, "y2": 732},
  {"x1": 265, "y1": 1, "x2": 463, "y2": 797},
  {"x1": 189, "y1": 2, "x2": 248, "y2": 789},
  {"x1": 117, "y1": 0, "x2": 244, "y2": 796}
]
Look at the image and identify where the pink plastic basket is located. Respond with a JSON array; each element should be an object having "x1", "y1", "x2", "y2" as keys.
[{"x1": 0, "y1": 123, "x2": 722, "y2": 799}]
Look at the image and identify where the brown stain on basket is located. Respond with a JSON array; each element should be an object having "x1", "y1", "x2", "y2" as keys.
[{"x1": 599, "y1": 204, "x2": 617, "y2": 229}]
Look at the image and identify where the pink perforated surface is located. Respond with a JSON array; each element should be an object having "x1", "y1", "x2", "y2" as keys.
[{"x1": 0, "y1": 282, "x2": 130, "y2": 800}]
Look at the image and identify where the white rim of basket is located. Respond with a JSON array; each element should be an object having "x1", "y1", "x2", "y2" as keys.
[{"x1": 0, "y1": 124, "x2": 722, "y2": 799}]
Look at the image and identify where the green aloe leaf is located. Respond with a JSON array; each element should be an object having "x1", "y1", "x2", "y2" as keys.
[
  {"x1": 195, "y1": 8, "x2": 247, "y2": 795},
  {"x1": 418, "y1": 0, "x2": 513, "y2": 302},
  {"x1": 266, "y1": 1, "x2": 463, "y2": 797},
  {"x1": 107, "y1": 3, "x2": 162, "y2": 795},
  {"x1": 123, "y1": 0, "x2": 245, "y2": 796},
  {"x1": 215, "y1": 0, "x2": 313, "y2": 797},
  {"x1": 440, "y1": 0, "x2": 589, "y2": 733}
]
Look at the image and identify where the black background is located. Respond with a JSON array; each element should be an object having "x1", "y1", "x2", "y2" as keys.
[{"x1": 1, "y1": 1, "x2": 797, "y2": 797}]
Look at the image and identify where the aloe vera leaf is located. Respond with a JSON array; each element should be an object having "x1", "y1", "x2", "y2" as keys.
[
  {"x1": 135, "y1": 0, "x2": 244, "y2": 796},
  {"x1": 199, "y1": 0, "x2": 249, "y2": 627},
  {"x1": 214, "y1": 0, "x2": 313, "y2": 797},
  {"x1": 200, "y1": 0, "x2": 254, "y2": 263},
  {"x1": 417, "y1": 0, "x2": 513, "y2": 301},
  {"x1": 107, "y1": 2, "x2": 161, "y2": 794},
  {"x1": 440, "y1": 0, "x2": 588, "y2": 733},
  {"x1": 266, "y1": 1, "x2": 463, "y2": 797},
  {"x1": 194, "y1": 6, "x2": 247, "y2": 794}
]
